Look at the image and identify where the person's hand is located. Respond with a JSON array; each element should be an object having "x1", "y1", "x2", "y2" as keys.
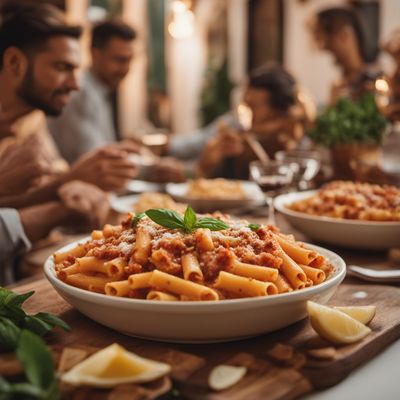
[
  {"x1": 197, "y1": 123, "x2": 244, "y2": 177},
  {"x1": 58, "y1": 180, "x2": 110, "y2": 229},
  {"x1": 66, "y1": 145, "x2": 139, "y2": 192},
  {"x1": 148, "y1": 157, "x2": 187, "y2": 183},
  {"x1": 212, "y1": 124, "x2": 244, "y2": 158},
  {"x1": 0, "y1": 135, "x2": 52, "y2": 196},
  {"x1": 110, "y1": 139, "x2": 144, "y2": 155},
  {"x1": 19, "y1": 181, "x2": 109, "y2": 242}
]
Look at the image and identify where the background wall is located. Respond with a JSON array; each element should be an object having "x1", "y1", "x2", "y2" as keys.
[
  {"x1": 284, "y1": 0, "x2": 345, "y2": 107},
  {"x1": 64, "y1": 0, "x2": 400, "y2": 135},
  {"x1": 284, "y1": 0, "x2": 400, "y2": 107},
  {"x1": 120, "y1": 0, "x2": 148, "y2": 137}
]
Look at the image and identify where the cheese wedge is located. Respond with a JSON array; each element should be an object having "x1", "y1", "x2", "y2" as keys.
[{"x1": 61, "y1": 343, "x2": 170, "y2": 388}]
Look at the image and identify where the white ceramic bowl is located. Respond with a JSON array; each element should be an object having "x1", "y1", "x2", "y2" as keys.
[
  {"x1": 44, "y1": 241, "x2": 345, "y2": 343},
  {"x1": 275, "y1": 191, "x2": 400, "y2": 250},
  {"x1": 165, "y1": 181, "x2": 265, "y2": 212}
]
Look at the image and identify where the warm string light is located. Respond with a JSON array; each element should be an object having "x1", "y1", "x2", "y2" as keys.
[
  {"x1": 168, "y1": 0, "x2": 194, "y2": 39},
  {"x1": 375, "y1": 78, "x2": 390, "y2": 108},
  {"x1": 375, "y1": 78, "x2": 389, "y2": 93},
  {"x1": 237, "y1": 102, "x2": 253, "y2": 131}
]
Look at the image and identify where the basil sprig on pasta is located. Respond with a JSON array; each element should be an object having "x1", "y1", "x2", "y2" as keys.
[
  {"x1": 131, "y1": 212, "x2": 145, "y2": 227},
  {"x1": 248, "y1": 223, "x2": 261, "y2": 231},
  {"x1": 144, "y1": 207, "x2": 229, "y2": 233}
]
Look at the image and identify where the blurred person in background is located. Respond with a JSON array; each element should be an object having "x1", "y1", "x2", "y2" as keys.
[
  {"x1": 48, "y1": 20, "x2": 136, "y2": 163},
  {"x1": 383, "y1": 30, "x2": 400, "y2": 122},
  {"x1": 312, "y1": 7, "x2": 389, "y2": 106},
  {"x1": 191, "y1": 64, "x2": 313, "y2": 178},
  {"x1": 0, "y1": 3, "x2": 139, "y2": 210},
  {"x1": 48, "y1": 19, "x2": 185, "y2": 183}
]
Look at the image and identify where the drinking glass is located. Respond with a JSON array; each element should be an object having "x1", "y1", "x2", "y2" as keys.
[
  {"x1": 249, "y1": 161, "x2": 294, "y2": 225},
  {"x1": 275, "y1": 150, "x2": 321, "y2": 190}
]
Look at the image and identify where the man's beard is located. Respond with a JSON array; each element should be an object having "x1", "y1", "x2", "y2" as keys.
[{"x1": 17, "y1": 65, "x2": 64, "y2": 117}]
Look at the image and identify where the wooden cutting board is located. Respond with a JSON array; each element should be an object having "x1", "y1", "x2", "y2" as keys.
[{"x1": 7, "y1": 278, "x2": 400, "y2": 400}]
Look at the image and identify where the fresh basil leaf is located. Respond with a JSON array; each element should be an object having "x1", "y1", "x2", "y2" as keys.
[
  {"x1": 0, "y1": 288, "x2": 70, "y2": 344},
  {"x1": 0, "y1": 288, "x2": 34, "y2": 309},
  {"x1": 183, "y1": 207, "x2": 197, "y2": 232},
  {"x1": 8, "y1": 382, "x2": 44, "y2": 398},
  {"x1": 0, "y1": 375, "x2": 12, "y2": 393},
  {"x1": 16, "y1": 330, "x2": 56, "y2": 391},
  {"x1": 23, "y1": 316, "x2": 53, "y2": 337},
  {"x1": 0, "y1": 392, "x2": 10, "y2": 400},
  {"x1": 194, "y1": 217, "x2": 229, "y2": 231},
  {"x1": 42, "y1": 380, "x2": 59, "y2": 400},
  {"x1": 32, "y1": 313, "x2": 70, "y2": 333},
  {"x1": 0, "y1": 317, "x2": 20, "y2": 352},
  {"x1": 5, "y1": 292, "x2": 34, "y2": 309},
  {"x1": 144, "y1": 208, "x2": 228, "y2": 233},
  {"x1": 145, "y1": 209, "x2": 185, "y2": 230},
  {"x1": 248, "y1": 223, "x2": 261, "y2": 231},
  {"x1": 0, "y1": 304, "x2": 27, "y2": 327},
  {"x1": 0, "y1": 288, "x2": 31, "y2": 328},
  {"x1": 131, "y1": 212, "x2": 145, "y2": 228}
]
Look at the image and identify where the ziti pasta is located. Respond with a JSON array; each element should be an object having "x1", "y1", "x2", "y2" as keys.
[
  {"x1": 288, "y1": 181, "x2": 400, "y2": 222},
  {"x1": 54, "y1": 208, "x2": 333, "y2": 301},
  {"x1": 186, "y1": 178, "x2": 247, "y2": 200}
]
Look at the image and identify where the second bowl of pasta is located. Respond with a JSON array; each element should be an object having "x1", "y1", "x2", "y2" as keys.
[{"x1": 275, "y1": 181, "x2": 400, "y2": 250}]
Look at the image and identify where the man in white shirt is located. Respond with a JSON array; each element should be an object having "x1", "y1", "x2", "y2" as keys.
[{"x1": 48, "y1": 20, "x2": 136, "y2": 163}]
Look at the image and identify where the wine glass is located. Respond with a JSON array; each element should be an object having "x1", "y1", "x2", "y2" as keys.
[
  {"x1": 249, "y1": 161, "x2": 294, "y2": 225},
  {"x1": 275, "y1": 150, "x2": 321, "y2": 190}
]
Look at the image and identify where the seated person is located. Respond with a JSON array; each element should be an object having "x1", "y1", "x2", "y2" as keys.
[
  {"x1": 47, "y1": 20, "x2": 136, "y2": 163},
  {"x1": 47, "y1": 19, "x2": 185, "y2": 182},
  {"x1": 312, "y1": 7, "x2": 389, "y2": 105},
  {"x1": 0, "y1": 181, "x2": 110, "y2": 286},
  {"x1": 383, "y1": 29, "x2": 400, "y2": 121},
  {"x1": 0, "y1": 135, "x2": 52, "y2": 197},
  {"x1": 0, "y1": 3, "x2": 140, "y2": 211},
  {"x1": 194, "y1": 64, "x2": 312, "y2": 178},
  {"x1": 0, "y1": 142, "x2": 110, "y2": 285}
]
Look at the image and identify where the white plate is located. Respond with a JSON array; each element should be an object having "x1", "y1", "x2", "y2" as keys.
[
  {"x1": 44, "y1": 241, "x2": 345, "y2": 343},
  {"x1": 275, "y1": 191, "x2": 400, "y2": 250},
  {"x1": 165, "y1": 181, "x2": 265, "y2": 212},
  {"x1": 109, "y1": 194, "x2": 139, "y2": 214},
  {"x1": 125, "y1": 180, "x2": 165, "y2": 194}
]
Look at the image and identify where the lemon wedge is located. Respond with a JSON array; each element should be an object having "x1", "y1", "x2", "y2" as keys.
[
  {"x1": 307, "y1": 301, "x2": 371, "y2": 345},
  {"x1": 61, "y1": 343, "x2": 170, "y2": 388},
  {"x1": 334, "y1": 305, "x2": 376, "y2": 325}
]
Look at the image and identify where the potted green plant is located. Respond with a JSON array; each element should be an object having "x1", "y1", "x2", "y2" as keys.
[{"x1": 309, "y1": 94, "x2": 388, "y2": 179}]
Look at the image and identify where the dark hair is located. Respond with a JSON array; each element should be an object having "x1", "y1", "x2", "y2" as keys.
[
  {"x1": 91, "y1": 20, "x2": 136, "y2": 49},
  {"x1": 0, "y1": 2, "x2": 82, "y2": 68},
  {"x1": 316, "y1": 7, "x2": 374, "y2": 63},
  {"x1": 249, "y1": 64, "x2": 296, "y2": 112}
]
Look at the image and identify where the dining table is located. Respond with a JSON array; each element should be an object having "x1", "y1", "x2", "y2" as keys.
[{"x1": 6, "y1": 210, "x2": 400, "y2": 400}]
